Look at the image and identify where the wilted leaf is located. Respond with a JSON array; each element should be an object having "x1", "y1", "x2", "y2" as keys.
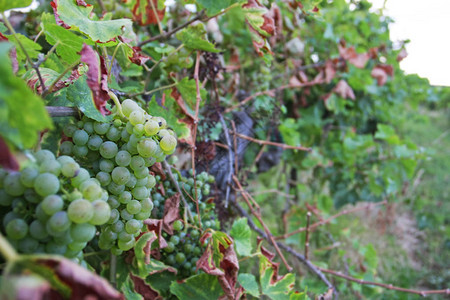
[
  {"x1": 129, "y1": 274, "x2": 161, "y2": 299},
  {"x1": 129, "y1": 46, "x2": 151, "y2": 66},
  {"x1": 124, "y1": 0, "x2": 166, "y2": 26},
  {"x1": 170, "y1": 274, "x2": 224, "y2": 300},
  {"x1": 230, "y1": 218, "x2": 253, "y2": 257},
  {"x1": 176, "y1": 24, "x2": 220, "y2": 53},
  {"x1": 338, "y1": 42, "x2": 369, "y2": 69},
  {"x1": 371, "y1": 64, "x2": 393, "y2": 86},
  {"x1": 162, "y1": 193, "x2": 180, "y2": 235},
  {"x1": 333, "y1": 80, "x2": 355, "y2": 100},
  {"x1": 0, "y1": 137, "x2": 19, "y2": 171},
  {"x1": 80, "y1": 44, "x2": 110, "y2": 115},
  {"x1": 52, "y1": 0, "x2": 134, "y2": 43}
]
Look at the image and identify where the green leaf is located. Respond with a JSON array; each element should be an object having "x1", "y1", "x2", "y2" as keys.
[
  {"x1": 0, "y1": 0, "x2": 32, "y2": 12},
  {"x1": 65, "y1": 76, "x2": 113, "y2": 122},
  {"x1": 0, "y1": 43, "x2": 52, "y2": 149},
  {"x1": 41, "y1": 13, "x2": 86, "y2": 64},
  {"x1": 210, "y1": 230, "x2": 233, "y2": 266},
  {"x1": 55, "y1": 0, "x2": 134, "y2": 43},
  {"x1": 148, "y1": 94, "x2": 190, "y2": 141},
  {"x1": 170, "y1": 274, "x2": 224, "y2": 300},
  {"x1": 176, "y1": 24, "x2": 220, "y2": 53},
  {"x1": 230, "y1": 218, "x2": 253, "y2": 257},
  {"x1": 238, "y1": 273, "x2": 260, "y2": 297},
  {"x1": 196, "y1": 0, "x2": 235, "y2": 15},
  {"x1": 6, "y1": 33, "x2": 41, "y2": 63},
  {"x1": 176, "y1": 76, "x2": 207, "y2": 114}
]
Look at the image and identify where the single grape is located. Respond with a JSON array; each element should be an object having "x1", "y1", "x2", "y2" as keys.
[
  {"x1": 122, "y1": 99, "x2": 140, "y2": 117},
  {"x1": 96, "y1": 171, "x2": 111, "y2": 186},
  {"x1": 120, "y1": 209, "x2": 133, "y2": 221},
  {"x1": 99, "y1": 159, "x2": 115, "y2": 173},
  {"x1": 63, "y1": 124, "x2": 78, "y2": 137},
  {"x1": 73, "y1": 129, "x2": 89, "y2": 146},
  {"x1": 70, "y1": 223, "x2": 96, "y2": 243},
  {"x1": 39, "y1": 159, "x2": 61, "y2": 176},
  {"x1": 115, "y1": 150, "x2": 131, "y2": 167},
  {"x1": 83, "y1": 121, "x2": 94, "y2": 134},
  {"x1": 129, "y1": 110, "x2": 145, "y2": 126},
  {"x1": 107, "y1": 182, "x2": 125, "y2": 195},
  {"x1": 47, "y1": 211, "x2": 71, "y2": 233},
  {"x1": 18, "y1": 236, "x2": 39, "y2": 254},
  {"x1": 160, "y1": 135, "x2": 177, "y2": 152},
  {"x1": 132, "y1": 186, "x2": 150, "y2": 200},
  {"x1": 68, "y1": 199, "x2": 94, "y2": 223},
  {"x1": 35, "y1": 149, "x2": 55, "y2": 162},
  {"x1": 99, "y1": 141, "x2": 118, "y2": 159},
  {"x1": 134, "y1": 167, "x2": 149, "y2": 179},
  {"x1": 118, "y1": 191, "x2": 132, "y2": 204},
  {"x1": 134, "y1": 211, "x2": 151, "y2": 220},
  {"x1": 125, "y1": 219, "x2": 142, "y2": 234},
  {"x1": 68, "y1": 241, "x2": 88, "y2": 252},
  {"x1": 126, "y1": 200, "x2": 141, "y2": 214},
  {"x1": 20, "y1": 166, "x2": 39, "y2": 187},
  {"x1": 89, "y1": 200, "x2": 111, "y2": 225},
  {"x1": 45, "y1": 241, "x2": 67, "y2": 255},
  {"x1": 117, "y1": 239, "x2": 135, "y2": 251},
  {"x1": 164, "y1": 242, "x2": 175, "y2": 253},
  {"x1": 133, "y1": 124, "x2": 145, "y2": 137},
  {"x1": 110, "y1": 220, "x2": 124, "y2": 233},
  {"x1": 4, "y1": 172, "x2": 26, "y2": 196},
  {"x1": 87, "y1": 135, "x2": 103, "y2": 151},
  {"x1": 34, "y1": 173, "x2": 59, "y2": 196},
  {"x1": 107, "y1": 196, "x2": 120, "y2": 209},
  {"x1": 111, "y1": 246, "x2": 123, "y2": 256},
  {"x1": 140, "y1": 198, "x2": 153, "y2": 213},
  {"x1": 137, "y1": 138, "x2": 158, "y2": 158},
  {"x1": 29, "y1": 220, "x2": 48, "y2": 240},
  {"x1": 41, "y1": 195, "x2": 64, "y2": 215},
  {"x1": 106, "y1": 126, "x2": 121, "y2": 142},
  {"x1": 130, "y1": 156, "x2": 145, "y2": 171},
  {"x1": 81, "y1": 183, "x2": 103, "y2": 201},
  {"x1": 172, "y1": 220, "x2": 184, "y2": 231},
  {"x1": 6, "y1": 218, "x2": 28, "y2": 240},
  {"x1": 144, "y1": 120, "x2": 160, "y2": 136},
  {"x1": 61, "y1": 161, "x2": 80, "y2": 178},
  {"x1": 94, "y1": 122, "x2": 110, "y2": 135},
  {"x1": 111, "y1": 167, "x2": 131, "y2": 185},
  {"x1": 170, "y1": 235, "x2": 180, "y2": 245},
  {"x1": 72, "y1": 145, "x2": 89, "y2": 157},
  {"x1": 108, "y1": 209, "x2": 120, "y2": 224},
  {"x1": 53, "y1": 230, "x2": 73, "y2": 245}
]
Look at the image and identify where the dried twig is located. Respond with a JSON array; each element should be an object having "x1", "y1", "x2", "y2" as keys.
[
  {"x1": 304, "y1": 211, "x2": 311, "y2": 260},
  {"x1": 232, "y1": 199, "x2": 337, "y2": 296},
  {"x1": 275, "y1": 201, "x2": 388, "y2": 240},
  {"x1": 233, "y1": 176, "x2": 293, "y2": 272},
  {"x1": 138, "y1": 10, "x2": 205, "y2": 47},
  {"x1": 318, "y1": 267, "x2": 450, "y2": 297},
  {"x1": 218, "y1": 114, "x2": 234, "y2": 208},
  {"x1": 230, "y1": 131, "x2": 311, "y2": 152},
  {"x1": 46, "y1": 106, "x2": 79, "y2": 117}
]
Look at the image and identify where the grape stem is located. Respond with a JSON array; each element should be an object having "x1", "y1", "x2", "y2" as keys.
[
  {"x1": 108, "y1": 91, "x2": 125, "y2": 119},
  {"x1": 0, "y1": 233, "x2": 19, "y2": 262}
]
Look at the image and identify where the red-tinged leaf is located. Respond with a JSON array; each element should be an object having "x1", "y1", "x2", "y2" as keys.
[
  {"x1": 33, "y1": 256, "x2": 124, "y2": 299},
  {"x1": 312, "y1": 6, "x2": 319, "y2": 12},
  {"x1": 371, "y1": 64, "x2": 394, "y2": 86},
  {"x1": 243, "y1": 0, "x2": 275, "y2": 57},
  {"x1": 178, "y1": 117, "x2": 196, "y2": 147},
  {"x1": 144, "y1": 219, "x2": 168, "y2": 250},
  {"x1": 338, "y1": 42, "x2": 369, "y2": 69},
  {"x1": 0, "y1": 34, "x2": 19, "y2": 73},
  {"x1": 50, "y1": 1, "x2": 70, "y2": 29},
  {"x1": 162, "y1": 193, "x2": 180, "y2": 235},
  {"x1": 0, "y1": 32, "x2": 7, "y2": 41},
  {"x1": 52, "y1": 64, "x2": 83, "y2": 92},
  {"x1": 333, "y1": 79, "x2": 355, "y2": 100},
  {"x1": 76, "y1": 0, "x2": 89, "y2": 6},
  {"x1": 397, "y1": 48, "x2": 408, "y2": 62},
  {"x1": 257, "y1": 237, "x2": 276, "y2": 262},
  {"x1": 171, "y1": 88, "x2": 195, "y2": 121},
  {"x1": 125, "y1": 0, "x2": 166, "y2": 26},
  {"x1": 129, "y1": 46, "x2": 151, "y2": 66},
  {"x1": 130, "y1": 274, "x2": 162, "y2": 299},
  {"x1": 79, "y1": 43, "x2": 110, "y2": 115},
  {"x1": 197, "y1": 245, "x2": 225, "y2": 276},
  {"x1": 0, "y1": 137, "x2": 19, "y2": 171}
]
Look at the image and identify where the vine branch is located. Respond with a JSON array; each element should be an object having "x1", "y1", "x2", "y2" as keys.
[{"x1": 229, "y1": 131, "x2": 311, "y2": 152}]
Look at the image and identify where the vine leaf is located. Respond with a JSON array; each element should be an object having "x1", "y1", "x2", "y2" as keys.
[
  {"x1": 196, "y1": 0, "x2": 235, "y2": 16},
  {"x1": 80, "y1": 44, "x2": 110, "y2": 115},
  {"x1": 176, "y1": 24, "x2": 220, "y2": 53},
  {"x1": 129, "y1": 46, "x2": 151, "y2": 66},
  {"x1": 123, "y1": 0, "x2": 166, "y2": 26},
  {"x1": 338, "y1": 41, "x2": 370, "y2": 69},
  {"x1": 230, "y1": 218, "x2": 253, "y2": 257},
  {"x1": 0, "y1": 0, "x2": 32, "y2": 12},
  {"x1": 5, "y1": 33, "x2": 41, "y2": 64},
  {"x1": 0, "y1": 33, "x2": 18, "y2": 73},
  {"x1": 0, "y1": 137, "x2": 19, "y2": 171},
  {"x1": 371, "y1": 64, "x2": 393, "y2": 86},
  {"x1": 51, "y1": 0, "x2": 134, "y2": 43},
  {"x1": 161, "y1": 193, "x2": 180, "y2": 235},
  {"x1": 0, "y1": 43, "x2": 52, "y2": 149},
  {"x1": 24, "y1": 67, "x2": 81, "y2": 95},
  {"x1": 169, "y1": 274, "x2": 224, "y2": 300},
  {"x1": 41, "y1": 12, "x2": 87, "y2": 64},
  {"x1": 237, "y1": 273, "x2": 260, "y2": 298},
  {"x1": 129, "y1": 274, "x2": 160, "y2": 299}
]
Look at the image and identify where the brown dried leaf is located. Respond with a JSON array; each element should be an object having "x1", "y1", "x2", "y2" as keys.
[
  {"x1": 333, "y1": 80, "x2": 355, "y2": 100},
  {"x1": 0, "y1": 137, "x2": 19, "y2": 171},
  {"x1": 371, "y1": 64, "x2": 393, "y2": 86},
  {"x1": 129, "y1": 46, "x2": 151, "y2": 66},
  {"x1": 144, "y1": 219, "x2": 168, "y2": 249},
  {"x1": 162, "y1": 193, "x2": 180, "y2": 235},
  {"x1": 338, "y1": 43, "x2": 369, "y2": 69},
  {"x1": 129, "y1": 274, "x2": 162, "y2": 300},
  {"x1": 129, "y1": 0, "x2": 166, "y2": 26},
  {"x1": 324, "y1": 60, "x2": 336, "y2": 83}
]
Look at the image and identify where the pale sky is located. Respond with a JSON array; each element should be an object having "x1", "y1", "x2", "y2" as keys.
[{"x1": 370, "y1": 0, "x2": 450, "y2": 86}]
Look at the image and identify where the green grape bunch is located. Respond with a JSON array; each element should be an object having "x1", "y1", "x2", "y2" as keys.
[
  {"x1": 151, "y1": 170, "x2": 218, "y2": 278},
  {"x1": 0, "y1": 150, "x2": 111, "y2": 260},
  {"x1": 59, "y1": 98, "x2": 177, "y2": 254}
]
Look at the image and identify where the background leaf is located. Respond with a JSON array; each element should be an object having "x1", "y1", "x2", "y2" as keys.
[
  {"x1": 230, "y1": 218, "x2": 253, "y2": 257},
  {"x1": 169, "y1": 274, "x2": 224, "y2": 300}
]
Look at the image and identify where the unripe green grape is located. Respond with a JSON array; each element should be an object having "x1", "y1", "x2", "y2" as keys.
[
  {"x1": 108, "y1": 209, "x2": 120, "y2": 224},
  {"x1": 42, "y1": 195, "x2": 64, "y2": 215},
  {"x1": 128, "y1": 134, "x2": 140, "y2": 147},
  {"x1": 134, "y1": 167, "x2": 149, "y2": 179},
  {"x1": 135, "y1": 177, "x2": 148, "y2": 187},
  {"x1": 121, "y1": 129, "x2": 130, "y2": 142},
  {"x1": 166, "y1": 254, "x2": 176, "y2": 265},
  {"x1": 137, "y1": 138, "x2": 158, "y2": 158},
  {"x1": 45, "y1": 241, "x2": 67, "y2": 255},
  {"x1": 111, "y1": 220, "x2": 124, "y2": 233},
  {"x1": 73, "y1": 129, "x2": 89, "y2": 146},
  {"x1": 122, "y1": 99, "x2": 140, "y2": 117},
  {"x1": 175, "y1": 252, "x2": 186, "y2": 263},
  {"x1": 118, "y1": 191, "x2": 132, "y2": 204},
  {"x1": 153, "y1": 117, "x2": 167, "y2": 129},
  {"x1": 172, "y1": 220, "x2": 183, "y2": 231},
  {"x1": 6, "y1": 218, "x2": 28, "y2": 240},
  {"x1": 83, "y1": 121, "x2": 94, "y2": 134},
  {"x1": 111, "y1": 167, "x2": 131, "y2": 185},
  {"x1": 35, "y1": 149, "x2": 55, "y2": 162},
  {"x1": 68, "y1": 199, "x2": 94, "y2": 223},
  {"x1": 126, "y1": 200, "x2": 141, "y2": 214},
  {"x1": 82, "y1": 183, "x2": 103, "y2": 201},
  {"x1": 183, "y1": 243, "x2": 193, "y2": 254},
  {"x1": 70, "y1": 223, "x2": 96, "y2": 242},
  {"x1": 98, "y1": 237, "x2": 114, "y2": 250},
  {"x1": 132, "y1": 186, "x2": 150, "y2": 200},
  {"x1": 53, "y1": 230, "x2": 73, "y2": 245},
  {"x1": 61, "y1": 161, "x2": 80, "y2": 178},
  {"x1": 126, "y1": 121, "x2": 134, "y2": 134},
  {"x1": 164, "y1": 242, "x2": 175, "y2": 253},
  {"x1": 57, "y1": 155, "x2": 75, "y2": 165},
  {"x1": 87, "y1": 135, "x2": 103, "y2": 151},
  {"x1": 94, "y1": 121, "x2": 110, "y2": 135},
  {"x1": 134, "y1": 211, "x2": 151, "y2": 220},
  {"x1": 106, "y1": 126, "x2": 121, "y2": 142},
  {"x1": 125, "y1": 219, "x2": 142, "y2": 234},
  {"x1": 133, "y1": 124, "x2": 145, "y2": 137},
  {"x1": 129, "y1": 110, "x2": 145, "y2": 125},
  {"x1": 111, "y1": 246, "x2": 123, "y2": 256},
  {"x1": 90, "y1": 200, "x2": 111, "y2": 225},
  {"x1": 108, "y1": 182, "x2": 125, "y2": 195},
  {"x1": 125, "y1": 175, "x2": 137, "y2": 188},
  {"x1": 120, "y1": 208, "x2": 133, "y2": 221},
  {"x1": 63, "y1": 124, "x2": 78, "y2": 138},
  {"x1": 99, "y1": 141, "x2": 118, "y2": 159},
  {"x1": 29, "y1": 220, "x2": 48, "y2": 240},
  {"x1": 146, "y1": 175, "x2": 156, "y2": 188},
  {"x1": 130, "y1": 156, "x2": 145, "y2": 171},
  {"x1": 39, "y1": 159, "x2": 61, "y2": 176},
  {"x1": 18, "y1": 236, "x2": 39, "y2": 253},
  {"x1": 0, "y1": 190, "x2": 13, "y2": 206},
  {"x1": 20, "y1": 166, "x2": 39, "y2": 187},
  {"x1": 34, "y1": 173, "x2": 59, "y2": 196},
  {"x1": 99, "y1": 159, "x2": 115, "y2": 173},
  {"x1": 72, "y1": 145, "x2": 89, "y2": 157},
  {"x1": 126, "y1": 142, "x2": 138, "y2": 155},
  {"x1": 143, "y1": 156, "x2": 156, "y2": 167},
  {"x1": 117, "y1": 239, "x2": 135, "y2": 251},
  {"x1": 158, "y1": 129, "x2": 170, "y2": 138},
  {"x1": 140, "y1": 198, "x2": 153, "y2": 213},
  {"x1": 118, "y1": 231, "x2": 133, "y2": 242},
  {"x1": 114, "y1": 119, "x2": 123, "y2": 127},
  {"x1": 47, "y1": 211, "x2": 71, "y2": 233},
  {"x1": 170, "y1": 235, "x2": 180, "y2": 245},
  {"x1": 144, "y1": 120, "x2": 159, "y2": 136},
  {"x1": 4, "y1": 172, "x2": 25, "y2": 196},
  {"x1": 68, "y1": 241, "x2": 87, "y2": 251},
  {"x1": 160, "y1": 135, "x2": 177, "y2": 152},
  {"x1": 96, "y1": 171, "x2": 111, "y2": 186},
  {"x1": 115, "y1": 150, "x2": 131, "y2": 167}
]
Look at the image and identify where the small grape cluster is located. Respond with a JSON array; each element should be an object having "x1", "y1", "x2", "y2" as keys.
[
  {"x1": 59, "y1": 99, "x2": 176, "y2": 255},
  {"x1": 152, "y1": 170, "x2": 219, "y2": 278},
  {"x1": 0, "y1": 150, "x2": 110, "y2": 258}
]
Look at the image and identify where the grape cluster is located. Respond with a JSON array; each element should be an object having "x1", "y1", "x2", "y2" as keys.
[
  {"x1": 151, "y1": 170, "x2": 219, "y2": 278},
  {"x1": 59, "y1": 99, "x2": 176, "y2": 255},
  {"x1": 0, "y1": 150, "x2": 110, "y2": 258}
]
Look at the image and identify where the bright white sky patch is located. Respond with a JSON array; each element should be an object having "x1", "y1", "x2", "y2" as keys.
[{"x1": 370, "y1": 0, "x2": 450, "y2": 86}]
